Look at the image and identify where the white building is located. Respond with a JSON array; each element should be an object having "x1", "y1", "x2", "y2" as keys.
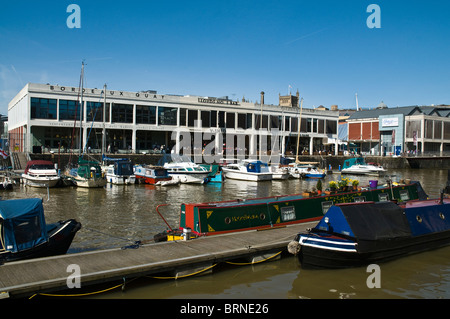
[{"x1": 8, "y1": 83, "x2": 339, "y2": 160}]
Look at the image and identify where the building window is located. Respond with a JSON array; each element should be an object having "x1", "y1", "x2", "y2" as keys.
[
  {"x1": 59, "y1": 99, "x2": 80, "y2": 121},
  {"x1": 112, "y1": 103, "x2": 133, "y2": 123},
  {"x1": 406, "y1": 120, "x2": 421, "y2": 139},
  {"x1": 284, "y1": 116, "x2": 290, "y2": 131},
  {"x1": 159, "y1": 106, "x2": 177, "y2": 126},
  {"x1": 218, "y1": 111, "x2": 225, "y2": 128},
  {"x1": 201, "y1": 111, "x2": 210, "y2": 128},
  {"x1": 87, "y1": 101, "x2": 109, "y2": 122},
  {"x1": 136, "y1": 105, "x2": 156, "y2": 124},
  {"x1": 270, "y1": 115, "x2": 280, "y2": 129},
  {"x1": 226, "y1": 112, "x2": 235, "y2": 129},
  {"x1": 179, "y1": 108, "x2": 187, "y2": 126},
  {"x1": 326, "y1": 120, "x2": 337, "y2": 135},
  {"x1": 434, "y1": 121, "x2": 442, "y2": 139},
  {"x1": 211, "y1": 111, "x2": 217, "y2": 127},
  {"x1": 31, "y1": 98, "x2": 57, "y2": 120},
  {"x1": 188, "y1": 109, "x2": 198, "y2": 127}
]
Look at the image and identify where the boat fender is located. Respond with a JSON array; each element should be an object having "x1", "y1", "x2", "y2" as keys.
[{"x1": 287, "y1": 240, "x2": 301, "y2": 256}]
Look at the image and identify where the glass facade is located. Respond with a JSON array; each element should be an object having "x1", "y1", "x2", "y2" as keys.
[
  {"x1": 136, "y1": 105, "x2": 156, "y2": 124},
  {"x1": 31, "y1": 98, "x2": 57, "y2": 119},
  {"x1": 158, "y1": 106, "x2": 177, "y2": 126},
  {"x1": 87, "y1": 101, "x2": 109, "y2": 122},
  {"x1": 112, "y1": 103, "x2": 133, "y2": 123},
  {"x1": 59, "y1": 99, "x2": 80, "y2": 120}
]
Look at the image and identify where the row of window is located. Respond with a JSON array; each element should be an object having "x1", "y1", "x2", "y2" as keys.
[
  {"x1": 406, "y1": 120, "x2": 450, "y2": 140},
  {"x1": 30, "y1": 98, "x2": 337, "y2": 134}
]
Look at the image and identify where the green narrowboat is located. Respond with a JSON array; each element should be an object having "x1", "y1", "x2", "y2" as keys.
[{"x1": 175, "y1": 181, "x2": 428, "y2": 237}]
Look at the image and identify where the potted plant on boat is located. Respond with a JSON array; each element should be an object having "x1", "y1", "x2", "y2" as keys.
[
  {"x1": 316, "y1": 179, "x2": 322, "y2": 194},
  {"x1": 328, "y1": 181, "x2": 338, "y2": 193},
  {"x1": 352, "y1": 179, "x2": 359, "y2": 190},
  {"x1": 338, "y1": 178, "x2": 349, "y2": 192}
]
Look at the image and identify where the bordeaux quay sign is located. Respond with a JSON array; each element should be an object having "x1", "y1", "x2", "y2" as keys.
[
  {"x1": 49, "y1": 85, "x2": 162, "y2": 100},
  {"x1": 48, "y1": 85, "x2": 240, "y2": 106}
]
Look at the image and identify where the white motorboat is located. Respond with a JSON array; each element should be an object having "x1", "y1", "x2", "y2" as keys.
[
  {"x1": 163, "y1": 154, "x2": 211, "y2": 184},
  {"x1": 222, "y1": 160, "x2": 273, "y2": 181},
  {"x1": 269, "y1": 165, "x2": 290, "y2": 180},
  {"x1": 102, "y1": 157, "x2": 135, "y2": 185},
  {"x1": 22, "y1": 160, "x2": 61, "y2": 188},
  {"x1": 288, "y1": 163, "x2": 326, "y2": 179},
  {"x1": 341, "y1": 157, "x2": 386, "y2": 176}
]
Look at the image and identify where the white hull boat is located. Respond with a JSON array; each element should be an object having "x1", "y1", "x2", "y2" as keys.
[{"x1": 222, "y1": 160, "x2": 273, "y2": 181}]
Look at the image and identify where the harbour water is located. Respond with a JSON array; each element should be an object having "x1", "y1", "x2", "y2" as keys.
[{"x1": 4, "y1": 168, "x2": 450, "y2": 299}]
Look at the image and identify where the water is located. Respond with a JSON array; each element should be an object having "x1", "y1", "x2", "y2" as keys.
[{"x1": 6, "y1": 168, "x2": 450, "y2": 299}]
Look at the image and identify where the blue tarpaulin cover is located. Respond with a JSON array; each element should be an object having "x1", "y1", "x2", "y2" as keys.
[{"x1": 0, "y1": 198, "x2": 48, "y2": 253}]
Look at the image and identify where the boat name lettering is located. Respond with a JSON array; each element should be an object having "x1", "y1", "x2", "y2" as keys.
[{"x1": 231, "y1": 214, "x2": 260, "y2": 222}]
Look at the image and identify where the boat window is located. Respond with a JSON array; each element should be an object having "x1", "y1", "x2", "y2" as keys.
[
  {"x1": 281, "y1": 206, "x2": 296, "y2": 221},
  {"x1": 399, "y1": 190, "x2": 410, "y2": 201},
  {"x1": 354, "y1": 196, "x2": 366, "y2": 203},
  {"x1": 378, "y1": 193, "x2": 389, "y2": 202},
  {"x1": 14, "y1": 216, "x2": 42, "y2": 246},
  {"x1": 321, "y1": 201, "x2": 333, "y2": 215}
]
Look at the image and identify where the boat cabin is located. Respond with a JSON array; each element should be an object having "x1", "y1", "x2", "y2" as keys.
[
  {"x1": 24, "y1": 160, "x2": 56, "y2": 174},
  {"x1": 0, "y1": 198, "x2": 48, "y2": 254},
  {"x1": 342, "y1": 157, "x2": 365, "y2": 169}
]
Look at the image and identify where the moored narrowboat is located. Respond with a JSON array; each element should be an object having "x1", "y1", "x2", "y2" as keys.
[
  {"x1": 291, "y1": 196, "x2": 450, "y2": 269},
  {"x1": 155, "y1": 181, "x2": 427, "y2": 239}
]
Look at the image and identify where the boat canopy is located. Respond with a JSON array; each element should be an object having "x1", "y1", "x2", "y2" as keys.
[
  {"x1": 315, "y1": 201, "x2": 412, "y2": 241},
  {"x1": 0, "y1": 198, "x2": 48, "y2": 253},
  {"x1": 342, "y1": 157, "x2": 365, "y2": 169},
  {"x1": 24, "y1": 160, "x2": 55, "y2": 174},
  {"x1": 77, "y1": 158, "x2": 103, "y2": 178},
  {"x1": 246, "y1": 161, "x2": 268, "y2": 173}
]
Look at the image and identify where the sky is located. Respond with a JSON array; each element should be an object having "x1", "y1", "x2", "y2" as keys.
[{"x1": 1, "y1": 0, "x2": 450, "y2": 115}]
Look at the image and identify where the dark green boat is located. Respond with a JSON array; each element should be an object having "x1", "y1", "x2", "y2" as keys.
[{"x1": 176, "y1": 181, "x2": 428, "y2": 237}]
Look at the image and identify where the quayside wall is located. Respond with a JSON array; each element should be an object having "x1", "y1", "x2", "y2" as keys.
[{"x1": 25, "y1": 153, "x2": 450, "y2": 170}]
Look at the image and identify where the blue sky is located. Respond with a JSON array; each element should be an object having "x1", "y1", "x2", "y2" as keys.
[{"x1": 1, "y1": 0, "x2": 449, "y2": 115}]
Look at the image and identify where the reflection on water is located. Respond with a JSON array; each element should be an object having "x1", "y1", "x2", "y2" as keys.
[{"x1": 4, "y1": 168, "x2": 450, "y2": 298}]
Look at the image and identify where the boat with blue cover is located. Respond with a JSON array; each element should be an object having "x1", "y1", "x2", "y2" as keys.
[
  {"x1": 102, "y1": 156, "x2": 135, "y2": 185},
  {"x1": 291, "y1": 196, "x2": 450, "y2": 269},
  {"x1": 222, "y1": 160, "x2": 272, "y2": 181},
  {"x1": 0, "y1": 198, "x2": 81, "y2": 263}
]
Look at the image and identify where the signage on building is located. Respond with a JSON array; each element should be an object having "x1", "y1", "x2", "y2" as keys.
[{"x1": 381, "y1": 117, "x2": 398, "y2": 127}]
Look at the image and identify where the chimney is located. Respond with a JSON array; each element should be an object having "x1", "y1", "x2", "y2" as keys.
[{"x1": 260, "y1": 91, "x2": 265, "y2": 105}]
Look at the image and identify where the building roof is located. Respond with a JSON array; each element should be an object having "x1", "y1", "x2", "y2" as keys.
[
  {"x1": 346, "y1": 105, "x2": 450, "y2": 120},
  {"x1": 347, "y1": 106, "x2": 420, "y2": 120}
]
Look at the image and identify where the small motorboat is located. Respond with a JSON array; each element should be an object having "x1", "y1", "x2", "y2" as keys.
[
  {"x1": 222, "y1": 160, "x2": 273, "y2": 181},
  {"x1": 288, "y1": 163, "x2": 326, "y2": 179},
  {"x1": 162, "y1": 154, "x2": 211, "y2": 184},
  {"x1": 0, "y1": 198, "x2": 81, "y2": 263},
  {"x1": 134, "y1": 165, "x2": 174, "y2": 185},
  {"x1": 22, "y1": 160, "x2": 61, "y2": 188},
  {"x1": 102, "y1": 157, "x2": 135, "y2": 185},
  {"x1": 341, "y1": 157, "x2": 386, "y2": 176},
  {"x1": 269, "y1": 165, "x2": 290, "y2": 180},
  {"x1": 290, "y1": 197, "x2": 450, "y2": 269}
]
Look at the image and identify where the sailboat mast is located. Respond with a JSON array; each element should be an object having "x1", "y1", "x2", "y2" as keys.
[
  {"x1": 295, "y1": 98, "x2": 304, "y2": 163},
  {"x1": 79, "y1": 62, "x2": 84, "y2": 156},
  {"x1": 102, "y1": 83, "x2": 106, "y2": 155}
]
